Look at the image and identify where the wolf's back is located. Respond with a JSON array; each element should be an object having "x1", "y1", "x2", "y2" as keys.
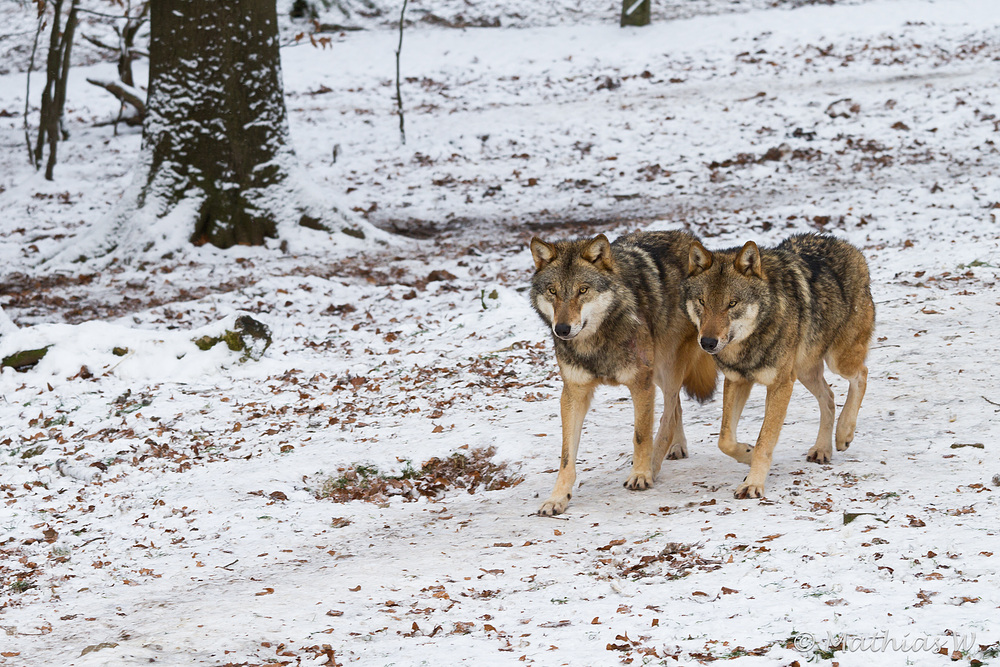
[{"x1": 777, "y1": 233, "x2": 875, "y2": 347}]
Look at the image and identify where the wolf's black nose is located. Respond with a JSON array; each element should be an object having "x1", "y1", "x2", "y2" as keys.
[
  {"x1": 700, "y1": 337, "x2": 718, "y2": 353},
  {"x1": 554, "y1": 323, "x2": 572, "y2": 338}
]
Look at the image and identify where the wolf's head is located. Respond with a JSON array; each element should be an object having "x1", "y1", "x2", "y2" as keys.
[
  {"x1": 529, "y1": 234, "x2": 617, "y2": 342},
  {"x1": 681, "y1": 240, "x2": 768, "y2": 355}
]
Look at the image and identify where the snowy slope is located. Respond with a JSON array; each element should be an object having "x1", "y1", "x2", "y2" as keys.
[{"x1": 1, "y1": 0, "x2": 999, "y2": 665}]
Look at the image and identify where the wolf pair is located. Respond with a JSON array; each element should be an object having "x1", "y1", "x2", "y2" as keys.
[{"x1": 529, "y1": 230, "x2": 874, "y2": 514}]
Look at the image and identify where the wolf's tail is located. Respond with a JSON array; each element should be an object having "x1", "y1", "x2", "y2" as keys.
[{"x1": 682, "y1": 350, "x2": 717, "y2": 404}]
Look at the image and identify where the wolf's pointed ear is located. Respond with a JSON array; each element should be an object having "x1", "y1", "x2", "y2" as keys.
[
  {"x1": 581, "y1": 234, "x2": 614, "y2": 270},
  {"x1": 735, "y1": 241, "x2": 765, "y2": 278},
  {"x1": 530, "y1": 237, "x2": 557, "y2": 271},
  {"x1": 688, "y1": 241, "x2": 713, "y2": 277}
]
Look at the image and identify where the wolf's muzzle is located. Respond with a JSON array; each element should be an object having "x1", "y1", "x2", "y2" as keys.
[{"x1": 699, "y1": 337, "x2": 720, "y2": 353}]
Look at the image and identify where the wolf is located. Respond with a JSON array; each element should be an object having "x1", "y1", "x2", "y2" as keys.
[
  {"x1": 529, "y1": 231, "x2": 717, "y2": 516},
  {"x1": 680, "y1": 233, "x2": 875, "y2": 499}
]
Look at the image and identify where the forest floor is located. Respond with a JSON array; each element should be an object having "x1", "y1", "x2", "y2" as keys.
[{"x1": 1, "y1": 1, "x2": 999, "y2": 665}]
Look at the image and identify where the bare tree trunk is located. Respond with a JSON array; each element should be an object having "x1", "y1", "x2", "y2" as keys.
[
  {"x1": 82, "y1": 1, "x2": 149, "y2": 130},
  {"x1": 620, "y1": 0, "x2": 650, "y2": 27},
  {"x1": 142, "y1": 0, "x2": 295, "y2": 248},
  {"x1": 24, "y1": 9, "x2": 46, "y2": 169},
  {"x1": 47, "y1": 0, "x2": 78, "y2": 179},
  {"x1": 33, "y1": 0, "x2": 79, "y2": 180},
  {"x1": 395, "y1": 0, "x2": 408, "y2": 146},
  {"x1": 34, "y1": 0, "x2": 63, "y2": 168},
  {"x1": 49, "y1": 0, "x2": 368, "y2": 265},
  {"x1": 118, "y1": 1, "x2": 148, "y2": 88}
]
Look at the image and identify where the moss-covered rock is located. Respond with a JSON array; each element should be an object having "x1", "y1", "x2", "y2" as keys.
[
  {"x1": 194, "y1": 315, "x2": 272, "y2": 361},
  {"x1": 2, "y1": 346, "x2": 51, "y2": 372}
]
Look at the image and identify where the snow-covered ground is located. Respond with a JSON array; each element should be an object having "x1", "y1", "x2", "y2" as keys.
[{"x1": 1, "y1": 0, "x2": 999, "y2": 665}]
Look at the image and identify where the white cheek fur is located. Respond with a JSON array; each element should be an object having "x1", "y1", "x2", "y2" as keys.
[
  {"x1": 534, "y1": 294, "x2": 555, "y2": 322},
  {"x1": 727, "y1": 302, "x2": 759, "y2": 343},
  {"x1": 579, "y1": 291, "x2": 614, "y2": 329},
  {"x1": 685, "y1": 301, "x2": 701, "y2": 326}
]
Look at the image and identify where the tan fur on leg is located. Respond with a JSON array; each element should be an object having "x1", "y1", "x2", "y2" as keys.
[
  {"x1": 718, "y1": 377, "x2": 754, "y2": 465},
  {"x1": 735, "y1": 378, "x2": 794, "y2": 499},
  {"x1": 623, "y1": 371, "x2": 656, "y2": 490},
  {"x1": 664, "y1": 400, "x2": 688, "y2": 461},
  {"x1": 539, "y1": 380, "x2": 596, "y2": 515},
  {"x1": 798, "y1": 362, "x2": 836, "y2": 463},
  {"x1": 836, "y1": 365, "x2": 867, "y2": 450}
]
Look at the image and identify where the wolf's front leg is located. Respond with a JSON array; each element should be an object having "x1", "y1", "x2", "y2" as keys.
[
  {"x1": 717, "y1": 377, "x2": 754, "y2": 465},
  {"x1": 734, "y1": 379, "x2": 793, "y2": 499},
  {"x1": 623, "y1": 373, "x2": 656, "y2": 490},
  {"x1": 539, "y1": 381, "x2": 595, "y2": 516}
]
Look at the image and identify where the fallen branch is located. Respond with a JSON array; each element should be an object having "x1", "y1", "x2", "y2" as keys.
[
  {"x1": 316, "y1": 23, "x2": 363, "y2": 32},
  {"x1": 80, "y1": 32, "x2": 119, "y2": 52},
  {"x1": 86, "y1": 77, "x2": 146, "y2": 122}
]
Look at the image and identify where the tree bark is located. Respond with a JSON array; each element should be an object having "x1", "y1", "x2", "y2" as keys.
[
  {"x1": 118, "y1": 2, "x2": 148, "y2": 88},
  {"x1": 34, "y1": 0, "x2": 79, "y2": 180},
  {"x1": 35, "y1": 0, "x2": 65, "y2": 166},
  {"x1": 143, "y1": 0, "x2": 295, "y2": 248},
  {"x1": 47, "y1": 0, "x2": 79, "y2": 179}
]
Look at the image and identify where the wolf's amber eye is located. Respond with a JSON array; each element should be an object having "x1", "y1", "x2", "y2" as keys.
[
  {"x1": 548, "y1": 287, "x2": 557, "y2": 295},
  {"x1": 579, "y1": 286, "x2": 588, "y2": 294},
  {"x1": 698, "y1": 298, "x2": 705, "y2": 306},
  {"x1": 728, "y1": 300, "x2": 738, "y2": 308}
]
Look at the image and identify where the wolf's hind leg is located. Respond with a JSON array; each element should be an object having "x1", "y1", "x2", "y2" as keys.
[
  {"x1": 827, "y1": 344, "x2": 869, "y2": 452},
  {"x1": 835, "y1": 365, "x2": 867, "y2": 451},
  {"x1": 665, "y1": 400, "x2": 688, "y2": 461},
  {"x1": 828, "y1": 291, "x2": 873, "y2": 451},
  {"x1": 651, "y1": 395, "x2": 685, "y2": 481},
  {"x1": 539, "y1": 381, "x2": 595, "y2": 516},
  {"x1": 798, "y1": 362, "x2": 835, "y2": 464},
  {"x1": 624, "y1": 373, "x2": 656, "y2": 490}
]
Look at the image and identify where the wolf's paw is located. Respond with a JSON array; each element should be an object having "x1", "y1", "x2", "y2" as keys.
[
  {"x1": 719, "y1": 440, "x2": 753, "y2": 464},
  {"x1": 733, "y1": 443, "x2": 753, "y2": 465},
  {"x1": 734, "y1": 479, "x2": 765, "y2": 500},
  {"x1": 806, "y1": 445, "x2": 832, "y2": 464},
  {"x1": 665, "y1": 442, "x2": 688, "y2": 460},
  {"x1": 836, "y1": 424, "x2": 856, "y2": 451},
  {"x1": 538, "y1": 495, "x2": 570, "y2": 516},
  {"x1": 623, "y1": 471, "x2": 654, "y2": 490}
]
